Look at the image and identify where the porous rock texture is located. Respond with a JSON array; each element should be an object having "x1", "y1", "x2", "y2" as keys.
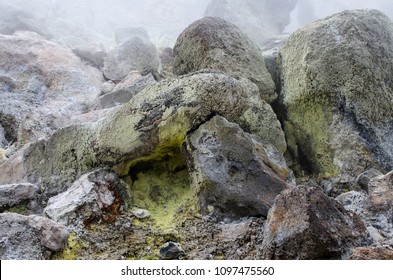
[
  {"x1": 185, "y1": 116, "x2": 293, "y2": 219},
  {"x1": 204, "y1": 0, "x2": 298, "y2": 44},
  {"x1": 336, "y1": 172, "x2": 393, "y2": 246},
  {"x1": 98, "y1": 72, "x2": 156, "y2": 109},
  {"x1": 279, "y1": 9, "x2": 393, "y2": 177},
  {"x1": 349, "y1": 246, "x2": 393, "y2": 260},
  {"x1": 22, "y1": 71, "x2": 285, "y2": 195},
  {"x1": 44, "y1": 169, "x2": 129, "y2": 228},
  {"x1": 0, "y1": 213, "x2": 69, "y2": 259},
  {"x1": 0, "y1": 183, "x2": 39, "y2": 213},
  {"x1": 0, "y1": 31, "x2": 103, "y2": 152},
  {"x1": 172, "y1": 17, "x2": 276, "y2": 103},
  {"x1": 261, "y1": 185, "x2": 367, "y2": 259},
  {"x1": 103, "y1": 36, "x2": 160, "y2": 81}
]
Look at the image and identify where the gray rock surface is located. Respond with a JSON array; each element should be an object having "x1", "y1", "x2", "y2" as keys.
[
  {"x1": 103, "y1": 36, "x2": 160, "y2": 81},
  {"x1": 204, "y1": 0, "x2": 298, "y2": 45},
  {"x1": 0, "y1": 183, "x2": 39, "y2": 212},
  {"x1": 73, "y1": 43, "x2": 106, "y2": 69},
  {"x1": 100, "y1": 81, "x2": 115, "y2": 95},
  {"x1": 172, "y1": 17, "x2": 276, "y2": 103},
  {"x1": 356, "y1": 168, "x2": 384, "y2": 191},
  {"x1": 44, "y1": 169, "x2": 130, "y2": 227},
  {"x1": 114, "y1": 27, "x2": 150, "y2": 44},
  {"x1": 368, "y1": 171, "x2": 393, "y2": 213},
  {"x1": 22, "y1": 71, "x2": 283, "y2": 193},
  {"x1": 279, "y1": 9, "x2": 393, "y2": 177},
  {"x1": 0, "y1": 3, "x2": 53, "y2": 39},
  {"x1": 159, "y1": 241, "x2": 185, "y2": 260},
  {"x1": 0, "y1": 31, "x2": 103, "y2": 152},
  {"x1": 98, "y1": 72, "x2": 156, "y2": 109},
  {"x1": 262, "y1": 185, "x2": 367, "y2": 259},
  {"x1": 336, "y1": 182, "x2": 393, "y2": 246},
  {"x1": 185, "y1": 116, "x2": 292, "y2": 218},
  {"x1": 0, "y1": 213, "x2": 68, "y2": 259}
]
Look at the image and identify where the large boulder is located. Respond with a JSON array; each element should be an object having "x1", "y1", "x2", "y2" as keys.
[
  {"x1": 204, "y1": 0, "x2": 298, "y2": 44},
  {"x1": 103, "y1": 36, "x2": 160, "y2": 81},
  {"x1": 22, "y1": 71, "x2": 284, "y2": 194},
  {"x1": 0, "y1": 213, "x2": 68, "y2": 259},
  {"x1": 279, "y1": 10, "x2": 393, "y2": 177},
  {"x1": 185, "y1": 116, "x2": 293, "y2": 219},
  {"x1": 0, "y1": 31, "x2": 103, "y2": 151},
  {"x1": 172, "y1": 17, "x2": 276, "y2": 103},
  {"x1": 262, "y1": 185, "x2": 367, "y2": 259}
]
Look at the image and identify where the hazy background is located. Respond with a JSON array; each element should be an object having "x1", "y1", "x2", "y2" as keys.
[
  {"x1": 285, "y1": 0, "x2": 393, "y2": 32},
  {"x1": 1, "y1": 0, "x2": 393, "y2": 48}
]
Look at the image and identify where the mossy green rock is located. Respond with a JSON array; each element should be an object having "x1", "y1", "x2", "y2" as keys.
[
  {"x1": 172, "y1": 17, "x2": 276, "y2": 103},
  {"x1": 280, "y1": 9, "x2": 393, "y2": 177},
  {"x1": 23, "y1": 71, "x2": 285, "y2": 193}
]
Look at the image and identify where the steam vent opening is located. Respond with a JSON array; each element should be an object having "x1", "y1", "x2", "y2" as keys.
[{"x1": 123, "y1": 150, "x2": 193, "y2": 230}]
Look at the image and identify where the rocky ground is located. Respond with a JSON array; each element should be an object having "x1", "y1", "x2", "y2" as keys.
[{"x1": 1, "y1": 4, "x2": 393, "y2": 260}]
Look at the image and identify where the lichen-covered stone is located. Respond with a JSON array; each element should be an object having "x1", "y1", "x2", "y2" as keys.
[
  {"x1": 103, "y1": 36, "x2": 160, "y2": 81},
  {"x1": 279, "y1": 10, "x2": 393, "y2": 177},
  {"x1": 172, "y1": 17, "x2": 276, "y2": 103},
  {"x1": 23, "y1": 71, "x2": 284, "y2": 193},
  {"x1": 186, "y1": 116, "x2": 292, "y2": 218},
  {"x1": 0, "y1": 213, "x2": 68, "y2": 259},
  {"x1": 262, "y1": 185, "x2": 367, "y2": 259}
]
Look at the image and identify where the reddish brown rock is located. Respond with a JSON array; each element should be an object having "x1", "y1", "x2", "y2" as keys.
[
  {"x1": 368, "y1": 171, "x2": 393, "y2": 213},
  {"x1": 262, "y1": 186, "x2": 367, "y2": 259},
  {"x1": 349, "y1": 246, "x2": 393, "y2": 260}
]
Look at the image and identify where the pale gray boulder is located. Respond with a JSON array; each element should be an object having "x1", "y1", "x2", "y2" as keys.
[
  {"x1": 172, "y1": 17, "x2": 276, "y2": 103},
  {"x1": 103, "y1": 36, "x2": 160, "y2": 81},
  {"x1": 0, "y1": 213, "x2": 68, "y2": 259},
  {"x1": 279, "y1": 10, "x2": 393, "y2": 177}
]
